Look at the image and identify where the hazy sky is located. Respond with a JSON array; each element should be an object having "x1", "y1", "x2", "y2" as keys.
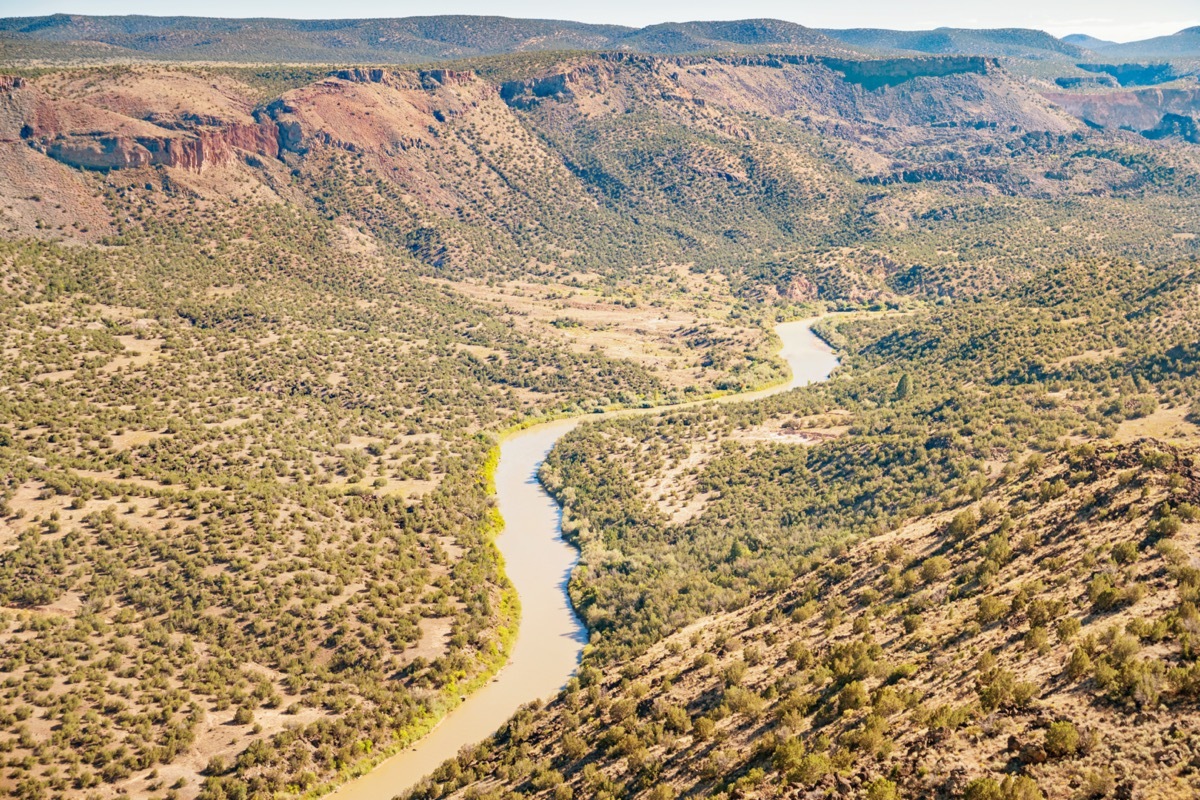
[{"x1": 8, "y1": 0, "x2": 1199, "y2": 42}]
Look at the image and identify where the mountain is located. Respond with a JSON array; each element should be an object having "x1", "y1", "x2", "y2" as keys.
[
  {"x1": 1100, "y1": 26, "x2": 1200, "y2": 59},
  {"x1": 1062, "y1": 33, "x2": 1117, "y2": 49},
  {"x1": 0, "y1": 14, "x2": 1085, "y2": 64},
  {"x1": 608, "y1": 19, "x2": 846, "y2": 56},
  {"x1": 4, "y1": 15, "x2": 1199, "y2": 66},
  {"x1": 0, "y1": 14, "x2": 632, "y2": 62},
  {"x1": 0, "y1": 14, "x2": 852, "y2": 63},
  {"x1": 818, "y1": 27, "x2": 1088, "y2": 59}
]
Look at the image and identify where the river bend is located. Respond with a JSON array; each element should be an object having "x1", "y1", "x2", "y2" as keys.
[{"x1": 329, "y1": 318, "x2": 839, "y2": 800}]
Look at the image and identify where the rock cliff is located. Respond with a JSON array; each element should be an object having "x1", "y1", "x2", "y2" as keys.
[{"x1": 2, "y1": 75, "x2": 290, "y2": 171}]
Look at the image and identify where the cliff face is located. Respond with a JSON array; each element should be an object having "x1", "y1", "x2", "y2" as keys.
[
  {"x1": 33, "y1": 122, "x2": 284, "y2": 171},
  {"x1": 822, "y1": 55, "x2": 994, "y2": 89},
  {"x1": 2, "y1": 54, "x2": 1061, "y2": 176},
  {"x1": 1045, "y1": 87, "x2": 1200, "y2": 136},
  {"x1": 0, "y1": 56, "x2": 1166, "y2": 257},
  {"x1": 2, "y1": 75, "x2": 290, "y2": 172}
]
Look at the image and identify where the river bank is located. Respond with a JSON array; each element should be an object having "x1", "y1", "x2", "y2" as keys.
[{"x1": 328, "y1": 318, "x2": 839, "y2": 800}]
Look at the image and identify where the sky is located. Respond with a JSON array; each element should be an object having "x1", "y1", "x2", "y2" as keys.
[{"x1": 8, "y1": 0, "x2": 1199, "y2": 43}]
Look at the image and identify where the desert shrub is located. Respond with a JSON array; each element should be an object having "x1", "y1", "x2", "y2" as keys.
[
  {"x1": 838, "y1": 681, "x2": 869, "y2": 714},
  {"x1": 1044, "y1": 721, "x2": 1079, "y2": 758},
  {"x1": 976, "y1": 595, "x2": 1007, "y2": 625},
  {"x1": 865, "y1": 778, "x2": 898, "y2": 800},
  {"x1": 964, "y1": 778, "x2": 1003, "y2": 800},
  {"x1": 1064, "y1": 647, "x2": 1092, "y2": 681},
  {"x1": 772, "y1": 736, "x2": 805, "y2": 774},
  {"x1": 1111, "y1": 541, "x2": 1138, "y2": 565},
  {"x1": 947, "y1": 510, "x2": 978, "y2": 540},
  {"x1": 1002, "y1": 776, "x2": 1045, "y2": 800},
  {"x1": 1057, "y1": 617, "x2": 1081, "y2": 641},
  {"x1": 790, "y1": 752, "x2": 831, "y2": 786},
  {"x1": 920, "y1": 556, "x2": 951, "y2": 583}
]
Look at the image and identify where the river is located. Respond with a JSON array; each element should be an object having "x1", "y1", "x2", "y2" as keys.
[{"x1": 328, "y1": 318, "x2": 839, "y2": 800}]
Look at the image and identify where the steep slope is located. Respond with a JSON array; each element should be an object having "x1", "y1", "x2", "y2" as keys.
[
  {"x1": 8, "y1": 55, "x2": 1200, "y2": 294},
  {"x1": 416, "y1": 440, "x2": 1200, "y2": 800},
  {"x1": 1, "y1": 55, "x2": 1098, "y2": 275}
]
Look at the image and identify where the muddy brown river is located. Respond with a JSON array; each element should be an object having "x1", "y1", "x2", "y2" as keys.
[{"x1": 328, "y1": 318, "x2": 839, "y2": 800}]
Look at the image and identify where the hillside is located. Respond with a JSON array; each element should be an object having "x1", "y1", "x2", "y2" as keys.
[
  {"x1": 417, "y1": 439, "x2": 1200, "y2": 800},
  {"x1": 412, "y1": 250, "x2": 1200, "y2": 799}
]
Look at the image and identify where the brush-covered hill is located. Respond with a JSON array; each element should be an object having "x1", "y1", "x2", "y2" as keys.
[
  {"x1": 415, "y1": 438, "x2": 1200, "y2": 800},
  {"x1": 0, "y1": 14, "x2": 632, "y2": 63},
  {"x1": 818, "y1": 27, "x2": 1088, "y2": 60},
  {"x1": 1062, "y1": 34, "x2": 1118, "y2": 51},
  {"x1": 605, "y1": 20, "x2": 847, "y2": 57},
  {"x1": 0, "y1": 15, "x2": 854, "y2": 64},
  {"x1": 5, "y1": 15, "x2": 1197, "y2": 69}
]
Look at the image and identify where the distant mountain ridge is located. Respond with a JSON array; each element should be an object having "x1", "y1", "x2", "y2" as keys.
[
  {"x1": 0, "y1": 14, "x2": 854, "y2": 62},
  {"x1": 817, "y1": 26, "x2": 1091, "y2": 59},
  {"x1": 1, "y1": 14, "x2": 1198, "y2": 64},
  {"x1": 1098, "y1": 26, "x2": 1200, "y2": 59}
]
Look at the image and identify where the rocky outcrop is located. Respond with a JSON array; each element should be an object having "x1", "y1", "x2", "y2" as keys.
[
  {"x1": 1076, "y1": 62, "x2": 1183, "y2": 88},
  {"x1": 822, "y1": 56, "x2": 994, "y2": 90},
  {"x1": 1, "y1": 73, "x2": 295, "y2": 172},
  {"x1": 1046, "y1": 87, "x2": 1200, "y2": 136},
  {"x1": 859, "y1": 164, "x2": 1008, "y2": 187},
  {"x1": 785, "y1": 273, "x2": 818, "y2": 302},
  {"x1": 31, "y1": 121, "x2": 286, "y2": 172},
  {"x1": 420, "y1": 69, "x2": 475, "y2": 88},
  {"x1": 1143, "y1": 112, "x2": 1200, "y2": 144},
  {"x1": 1055, "y1": 75, "x2": 1117, "y2": 90},
  {"x1": 330, "y1": 67, "x2": 476, "y2": 91},
  {"x1": 501, "y1": 73, "x2": 577, "y2": 107},
  {"x1": 501, "y1": 63, "x2": 614, "y2": 108}
]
